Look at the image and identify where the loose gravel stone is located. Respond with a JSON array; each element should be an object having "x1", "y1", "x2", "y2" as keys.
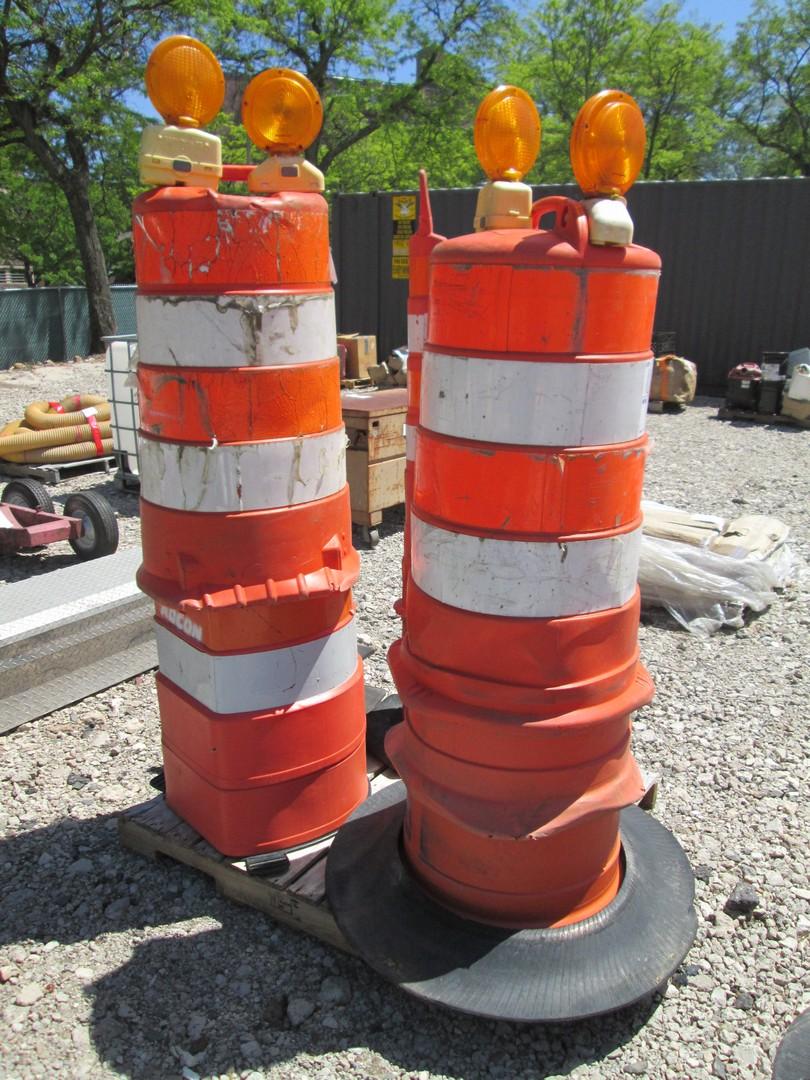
[
  {"x1": 15, "y1": 983, "x2": 44, "y2": 1006},
  {"x1": 286, "y1": 998, "x2": 316, "y2": 1027},
  {"x1": 1, "y1": 375, "x2": 809, "y2": 1079},
  {"x1": 318, "y1": 975, "x2": 352, "y2": 1005},
  {"x1": 725, "y1": 882, "x2": 761, "y2": 916}
]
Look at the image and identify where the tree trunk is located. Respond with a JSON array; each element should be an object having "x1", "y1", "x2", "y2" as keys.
[{"x1": 60, "y1": 168, "x2": 117, "y2": 353}]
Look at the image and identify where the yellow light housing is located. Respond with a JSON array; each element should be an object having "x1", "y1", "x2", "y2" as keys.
[
  {"x1": 145, "y1": 36, "x2": 225, "y2": 129},
  {"x1": 242, "y1": 69, "x2": 323, "y2": 153},
  {"x1": 570, "y1": 90, "x2": 646, "y2": 197},
  {"x1": 473, "y1": 86, "x2": 541, "y2": 182}
]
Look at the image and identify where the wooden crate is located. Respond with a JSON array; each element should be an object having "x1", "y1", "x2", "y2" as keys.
[
  {"x1": 342, "y1": 389, "x2": 407, "y2": 534},
  {"x1": 118, "y1": 757, "x2": 398, "y2": 954},
  {"x1": 345, "y1": 455, "x2": 405, "y2": 528}
]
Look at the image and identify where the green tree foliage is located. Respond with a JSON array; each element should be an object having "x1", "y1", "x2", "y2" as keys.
[
  {"x1": 0, "y1": 147, "x2": 81, "y2": 285},
  {"x1": 207, "y1": 0, "x2": 506, "y2": 189},
  {"x1": 0, "y1": 0, "x2": 179, "y2": 349},
  {"x1": 630, "y1": 4, "x2": 730, "y2": 179},
  {"x1": 730, "y1": 0, "x2": 809, "y2": 175},
  {"x1": 0, "y1": 116, "x2": 140, "y2": 285},
  {"x1": 505, "y1": 0, "x2": 730, "y2": 183}
]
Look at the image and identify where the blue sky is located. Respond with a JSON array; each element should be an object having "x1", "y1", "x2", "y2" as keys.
[{"x1": 681, "y1": 0, "x2": 754, "y2": 36}]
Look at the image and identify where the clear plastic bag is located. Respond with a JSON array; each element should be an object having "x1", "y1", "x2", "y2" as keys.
[{"x1": 638, "y1": 533, "x2": 794, "y2": 636}]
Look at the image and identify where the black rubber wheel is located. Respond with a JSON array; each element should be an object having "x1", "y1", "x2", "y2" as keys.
[
  {"x1": 773, "y1": 1009, "x2": 810, "y2": 1080},
  {"x1": 64, "y1": 491, "x2": 119, "y2": 560},
  {"x1": 1, "y1": 478, "x2": 55, "y2": 514},
  {"x1": 326, "y1": 782, "x2": 697, "y2": 1022}
]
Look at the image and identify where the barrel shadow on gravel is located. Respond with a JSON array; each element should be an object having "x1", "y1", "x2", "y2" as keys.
[
  {"x1": 0, "y1": 811, "x2": 222, "y2": 952},
  {"x1": 83, "y1": 924, "x2": 661, "y2": 1080},
  {"x1": 2, "y1": 811, "x2": 659, "y2": 1079}
]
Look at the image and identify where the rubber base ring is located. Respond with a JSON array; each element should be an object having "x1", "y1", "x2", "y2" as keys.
[
  {"x1": 773, "y1": 1009, "x2": 810, "y2": 1080},
  {"x1": 326, "y1": 781, "x2": 697, "y2": 1022}
]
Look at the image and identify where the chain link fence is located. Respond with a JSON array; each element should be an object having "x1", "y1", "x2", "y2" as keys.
[{"x1": 0, "y1": 285, "x2": 136, "y2": 368}]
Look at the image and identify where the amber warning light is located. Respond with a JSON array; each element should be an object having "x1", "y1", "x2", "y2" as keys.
[
  {"x1": 472, "y1": 86, "x2": 541, "y2": 232},
  {"x1": 242, "y1": 69, "x2": 325, "y2": 193},
  {"x1": 139, "y1": 35, "x2": 225, "y2": 190},
  {"x1": 570, "y1": 90, "x2": 646, "y2": 246}
]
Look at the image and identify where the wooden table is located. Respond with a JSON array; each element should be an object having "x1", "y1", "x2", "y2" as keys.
[{"x1": 341, "y1": 388, "x2": 407, "y2": 546}]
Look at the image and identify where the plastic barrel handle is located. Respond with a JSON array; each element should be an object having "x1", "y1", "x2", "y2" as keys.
[{"x1": 531, "y1": 195, "x2": 588, "y2": 253}]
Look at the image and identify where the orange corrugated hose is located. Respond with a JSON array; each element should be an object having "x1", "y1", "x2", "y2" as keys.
[
  {"x1": 24, "y1": 395, "x2": 110, "y2": 428},
  {"x1": 0, "y1": 395, "x2": 113, "y2": 463},
  {"x1": 0, "y1": 422, "x2": 113, "y2": 454},
  {"x1": 3, "y1": 438, "x2": 115, "y2": 464}
]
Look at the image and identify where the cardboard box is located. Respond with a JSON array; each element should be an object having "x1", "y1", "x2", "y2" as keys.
[{"x1": 337, "y1": 334, "x2": 377, "y2": 379}]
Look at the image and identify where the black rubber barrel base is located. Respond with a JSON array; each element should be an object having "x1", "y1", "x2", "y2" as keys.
[
  {"x1": 773, "y1": 1009, "x2": 810, "y2": 1080},
  {"x1": 326, "y1": 781, "x2": 697, "y2": 1022}
]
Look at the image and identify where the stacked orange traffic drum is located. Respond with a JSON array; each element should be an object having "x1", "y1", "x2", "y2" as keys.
[
  {"x1": 328, "y1": 89, "x2": 695, "y2": 1022},
  {"x1": 133, "y1": 178, "x2": 366, "y2": 858},
  {"x1": 390, "y1": 193, "x2": 655, "y2": 926}
]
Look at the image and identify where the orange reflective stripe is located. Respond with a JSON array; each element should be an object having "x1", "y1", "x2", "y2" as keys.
[
  {"x1": 138, "y1": 359, "x2": 342, "y2": 443},
  {"x1": 415, "y1": 431, "x2": 647, "y2": 538}
]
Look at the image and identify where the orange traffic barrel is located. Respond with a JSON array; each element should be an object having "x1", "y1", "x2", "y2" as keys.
[
  {"x1": 391, "y1": 196, "x2": 657, "y2": 926},
  {"x1": 327, "y1": 195, "x2": 696, "y2": 1021},
  {"x1": 134, "y1": 184, "x2": 367, "y2": 855},
  {"x1": 402, "y1": 171, "x2": 444, "y2": 613}
]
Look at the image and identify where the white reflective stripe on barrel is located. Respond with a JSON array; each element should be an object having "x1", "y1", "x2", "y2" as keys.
[
  {"x1": 138, "y1": 429, "x2": 346, "y2": 512},
  {"x1": 405, "y1": 424, "x2": 416, "y2": 462},
  {"x1": 155, "y1": 618, "x2": 358, "y2": 714},
  {"x1": 421, "y1": 353, "x2": 653, "y2": 447},
  {"x1": 408, "y1": 312, "x2": 427, "y2": 354},
  {"x1": 411, "y1": 517, "x2": 642, "y2": 618},
  {"x1": 136, "y1": 292, "x2": 336, "y2": 368}
]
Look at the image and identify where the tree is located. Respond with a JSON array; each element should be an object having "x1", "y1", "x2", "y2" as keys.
[
  {"x1": 210, "y1": 0, "x2": 507, "y2": 186},
  {"x1": 730, "y1": 0, "x2": 809, "y2": 176},
  {"x1": 628, "y1": 4, "x2": 729, "y2": 180},
  {"x1": 0, "y1": 115, "x2": 140, "y2": 287},
  {"x1": 0, "y1": 0, "x2": 178, "y2": 350},
  {"x1": 505, "y1": 0, "x2": 635, "y2": 181},
  {"x1": 505, "y1": 0, "x2": 731, "y2": 183}
]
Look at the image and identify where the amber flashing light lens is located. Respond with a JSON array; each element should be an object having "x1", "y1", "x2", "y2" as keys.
[
  {"x1": 473, "y1": 86, "x2": 541, "y2": 182},
  {"x1": 242, "y1": 69, "x2": 323, "y2": 153},
  {"x1": 145, "y1": 36, "x2": 225, "y2": 129},
  {"x1": 570, "y1": 90, "x2": 646, "y2": 197}
]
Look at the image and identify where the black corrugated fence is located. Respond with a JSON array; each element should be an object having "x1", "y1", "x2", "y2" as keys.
[{"x1": 332, "y1": 178, "x2": 810, "y2": 393}]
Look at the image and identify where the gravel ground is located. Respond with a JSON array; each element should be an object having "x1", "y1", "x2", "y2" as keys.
[{"x1": 1, "y1": 361, "x2": 808, "y2": 1080}]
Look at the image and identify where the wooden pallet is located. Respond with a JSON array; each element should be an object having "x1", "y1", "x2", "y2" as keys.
[
  {"x1": 119, "y1": 757, "x2": 661, "y2": 954},
  {"x1": 118, "y1": 758, "x2": 398, "y2": 954},
  {"x1": 0, "y1": 454, "x2": 115, "y2": 484},
  {"x1": 717, "y1": 406, "x2": 810, "y2": 430}
]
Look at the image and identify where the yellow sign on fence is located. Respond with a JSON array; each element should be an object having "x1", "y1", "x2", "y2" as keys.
[{"x1": 392, "y1": 195, "x2": 416, "y2": 279}]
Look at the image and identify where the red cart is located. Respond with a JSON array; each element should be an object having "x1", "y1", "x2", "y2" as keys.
[{"x1": 0, "y1": 479, "x2": 118, "y2": 560}]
